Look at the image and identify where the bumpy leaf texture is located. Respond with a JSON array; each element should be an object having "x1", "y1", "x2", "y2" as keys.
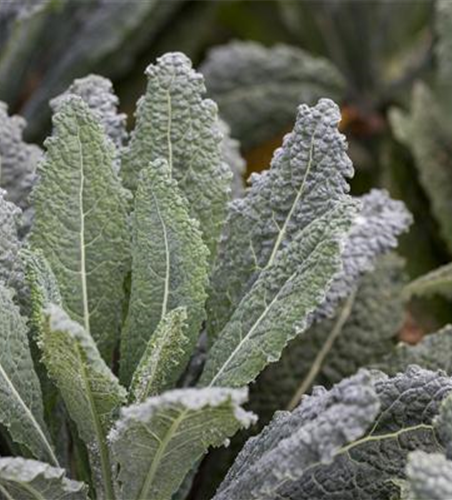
[
  {"x1": 30, "y1": 95, "x2": 130, "y2": 361},
  {"x1": 219, "y1": 119, "x2": 246, "y2": 199},
  {"x1": 406, "y1": 452, "x2": 452, "y2": 500},
  {"x1": 207, "y1": 98, "x2": 355, "y2": 339},
  {"x1": 40, "y1": 305, "x2": 126, "y2": 500},
  {"x1": 218, "y1": 366, "x2": 452, "y2": 500},
  {"x1": 0, "y1": 457, "x2": 87, "y2": 500},
  {"x1": 390, "y1": 83, "x2": 452, "y2": 253},
  {"x1": 120, "y1": 159, "x2": 209, "y2": 385},
  {"x1": 375, "y1": 325, "x2": 452, "y2": 376},
  {"x1": 121, "y1": 52, "x2": 231, "y2": 258},
  {"x1": 129, "y1": 307, "x2": 188, "y2": 402},
  {"x1": 200, "y1": 41, "x2": 345, "y2": 149},
  {"x1": 213, "y1": 370, "x2": 380, "y2": 500},
  {"x1": 109, "y1": 388, "x2": 256, "y2": 500},
  {"x1": 200, "y1": 201, "x2": 358, "y2": 389},
  {"x1": 0, "y1": 102, "x2": 42, "y2": 230},
  {"x1": 51, "y1": 75, "x2": 127, "y2": 173},
  {"x1": 0, "y1": 282, "x2": 57, "y2": 466},
  {"x1": 252, "y1": 253, "x2": 406, "y2": 422}
]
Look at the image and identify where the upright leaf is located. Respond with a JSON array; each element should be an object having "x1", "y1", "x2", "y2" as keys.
[
  {"x1": 214, "y1": 371, "x2": 379, "y2": 500},
  {"x1": 0, "y1": 457, "x2": 87, "y2": 500},
  {"x1": 30, "y1": 95, "x2": 130, "y2": 361},
  {"x1": 200, "y1": 200, "x2": 358, "y2": 388},
  {"x1": 51, "y1": 75, "x2": 127, "y2": 173},
  {"x1": 436, "y1": 0, "x2": 452, "y2": 84},
  {"x1": 121, "y1": 52, "x2": 231, "y2": 257},
  {"x1": 219, "y1": 119, "x2": 246, "y2": 199},
  {"x1": 390, "y1": 83, "x2": 452, "y2": 253},
  {"x1": 40, "y1": 305, "x2": 126, "y2": 500},
  {"x1": 120, "y1": 160, "x2": 209, "y2": 385},
  {"x1": 0, "y1": 282, "x2": 57, "y2": 466},
  {"x1": 207, "y1": 98, "x2": 354, "y2": 339},
  {"x1": 201, "y1": 41, "x2": 345, "y2": 149},
  {"x1": 109, "y1": 387, "x2": 256, "y2": 500},
  {"x1": 252, "y1": 253, "x2": 406, "y2": 421},
  {"x1": 0, "y1": 102, "x2": 42, "y2": 229},
  {"x1": 129, "y1": 307, "x2": 188, "y2": 402}
]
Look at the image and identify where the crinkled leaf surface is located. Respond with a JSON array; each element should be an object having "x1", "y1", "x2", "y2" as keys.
[
  {"x1": 30, "y1": 95, "x2": 130, "y2": 361},
  {"x1": 130, "y1": 307, "x2": 188, "y2": 402},
  {"x1": 374, "y1": 325, "x2": 452, "y2": 376},
  {"x1": 219, "y1": 119, "x2": 246, "y2": 199},
  {"x1": 120, "y1": 159, "x2": 209, "y2": 385},
  {"x1": 109, "y1": 387, "x2": 256, "y2": 500},
  {"x1": 276, "y1": 366, "x2": 452, "y2": 499},
  {"x1": 121, "y1": 52, "x2": 231, "y2": 257},
  {"x1": 40, "y1": 305, "x2": 126, "y2": 500},
  {"x1": 390, "y1": 83, "x2": 452, "y2": 253},
  {"x1": 207, "y1": 98, "x2": 354, "y2": 339},
  {"x1": 200, "y1": 200, "x2": 358, "y2": 388},
  {"x1": 0, "y1": 282, "x2": 57, "y2": 466},
  {"x1": 0, "y1": 102, "x2": 41, "y2": 227},
  {"x1": 214, "y1": 370, "x2": 379, "y2": 500},
  {"x1": 201, "y1": 41, "x2": 345, "y2": 149},
  {"x1": 252, "y1": 253, "x2": 406, "y2": 422},
  {"x1": 0, "y1": 457, "x2": 87, "y2": 500},
  {"x1": 406, "y1": 452, "x2": 452, "y2": 500}
]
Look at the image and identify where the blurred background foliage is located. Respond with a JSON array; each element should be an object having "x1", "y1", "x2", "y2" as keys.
[{"x1": 4, "y1": 1, "x2": 452, "y2": 495}]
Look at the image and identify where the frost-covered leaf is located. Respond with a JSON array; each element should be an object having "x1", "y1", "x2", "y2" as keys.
[
  {"x1": 51, "y1": 75, "x2": 127, "y2": 173},
  {"x1": 404, "y1": 262, "x2": 452, "y2": 299},
  {"x1": 406, "y1": 452, "x2": 452, "y2": 500},
  {"x1": 121, "y1": 52, "x2": 231, "y2": 257},
  {"x1": 313, "y1": 189, "x2": 412, "y2": 320},
  {"x1": 213, "y1": 370, "x2": 380, "y2": 500},
  {"x1": 130, "y1": 307, "x2": 189, "y2": 402},
  {"x1": 200, "y1": 41, "x2": 345, "y2": 149},
  {"x1": 0, "y1": 189, "x2": 23, "y2": 294},
  {"x1": 200, "y1": 200, "x2": 358, "y2": 388},
  {"x1": 109, "y1": 387, "x2": 256, "y2": 500},
  {"x1": 0, "y1": 102, "x2": 42, "y2": 222},
  {"x1": 0, "y1": 457, "x2": 87, "y2": 500},
  {"x1": 374, "y1": 325, "x2": 452, "y2": 376},
  {"x1": 275, "y1": 366, "x2": 452, "y2": 500},
  {"x1": 252, "y1": 253, "x2": 406, "y2": 421},
  {"x1": 219, "y1": 119, "x2": 246, "y2": 199},
  {"x1": 0, "y1": 282, "x2": 57, "y2": 466},
  {"x1": 40, "y1": 305, "x2": 126, "y2": 500},
  {"x1": 207, "y1": 98, "x2": 354, "y2": 339},
  {"x1": 30, "y1": 95, "x2": 130, "y2": 361},
  {"x1": 390, "y1": 83, "x2": 452, "y2": 253},
  {"x1": 120, "y1": 160, "x2": 209, "y2": 385}
]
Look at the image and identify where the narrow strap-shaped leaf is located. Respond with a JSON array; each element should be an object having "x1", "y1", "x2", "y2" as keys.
[
  {"x1": 207, "y1": 98, "x2": 354, "y2": 339},
  {"x1": 40, "y1": 305, "x2": 127, "y2": 500},
  {"x1": 30, "y1": 95, "x2": 130, "y2": 361},
  {"x1": 109, "y1": 387, "x2": 256, "y2": 500},
  {"x1": 200, "y1": 200, "x2": 358, "y2": 388},
  {"x1": 0, "y1": 457, "x2": 87, "y2": 500},
  {"x1": 120, "y1": 52, "x2": 232, "y2": 257},
  {"x1": 130, "y1": 307, "x2": 189, "y2": 402},
  {"x1": 0, "y1": 282, "x2": 57, "y2": 466},
  {"x1": 219, "y1": 119, "x2": 246, "y2": 199},
  {"x1": 120, "y1": 160, "x2": 209, "y2": 385},
  {"x1": 51, "y1": 75, "x2": 127, "y2": 173}
]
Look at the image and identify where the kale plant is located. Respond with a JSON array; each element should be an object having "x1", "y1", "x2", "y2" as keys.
[{"x1": 0, "y1": 50, "x2": 450, "y2": 500}]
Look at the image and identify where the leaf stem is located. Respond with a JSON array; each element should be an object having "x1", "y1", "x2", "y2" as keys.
[{"x1": 287, "y1": 289, "x2": 357, "y2": 411}]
